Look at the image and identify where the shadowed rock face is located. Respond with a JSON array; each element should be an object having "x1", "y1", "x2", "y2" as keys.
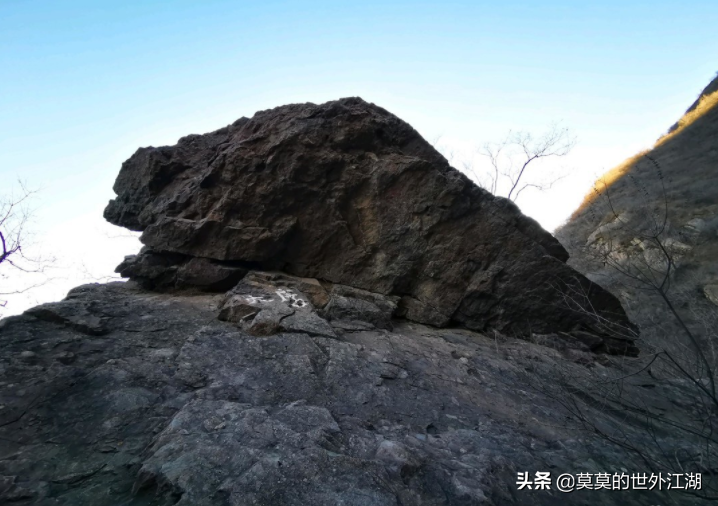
[
  {"x1": 0, "y1": 283, "x2": 677, "y2": 505},
  {"x1": 105, "y1": 97, "x2": 636, "y2": 350}
]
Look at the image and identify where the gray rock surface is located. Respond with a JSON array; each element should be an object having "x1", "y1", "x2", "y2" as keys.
[
  {"x1": 323, "y1": 284, "x2": 399, "y2": 331},
  {"x1": 104, "y1": 97, "x2": 636, "y2": 348},
  {"x1": 218, "y1": 272, "x2": 336, "y2": 338},
  {"x1": 0, "y1": 283, "x2": 691, "y2": 505},
  {"x1": 704, "y1": 284, "x2": 718, "y2": 307}
]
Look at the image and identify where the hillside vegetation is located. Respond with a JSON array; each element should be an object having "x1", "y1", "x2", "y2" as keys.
[{"x1": 557, "y1": 73, "x2": 718, "y2": 358}]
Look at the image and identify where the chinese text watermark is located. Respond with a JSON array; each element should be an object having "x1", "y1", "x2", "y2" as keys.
[{"x1": 516, "y1": 471, "x2": 702, "y2": 493}]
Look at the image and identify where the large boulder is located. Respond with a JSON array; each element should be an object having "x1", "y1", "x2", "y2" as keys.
[{"x1": 105, "y1": 97, "x2": 636, "y2": 348}]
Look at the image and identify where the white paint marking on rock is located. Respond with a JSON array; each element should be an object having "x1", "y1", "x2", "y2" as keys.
[
  {"x1": 245, "y1": 295, "x2": 274, "y2": 305},
  {"x1": 276, "y1": 289, "x2": 307, "y2": 308}
]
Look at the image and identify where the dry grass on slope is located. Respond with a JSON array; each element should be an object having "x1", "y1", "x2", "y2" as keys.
[{"x1": 569, "y1": 82, "x2": 718, "y2": 221}]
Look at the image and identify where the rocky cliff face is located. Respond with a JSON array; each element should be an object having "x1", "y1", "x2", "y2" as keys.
[
  {"x1": 105, "y1": 97, "x2": 636, "y2": 353},
  {"x1": 557, "y1": 75, "x2": 718, "y2": 356}
]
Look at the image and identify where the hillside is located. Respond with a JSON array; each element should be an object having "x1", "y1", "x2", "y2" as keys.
[{"x1": 556, "y1": 74, "x2": 718, "y2": 359}]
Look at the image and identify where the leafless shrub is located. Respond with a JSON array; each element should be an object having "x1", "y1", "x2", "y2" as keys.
[
  {"x1": 475, "y1": 124, "x2": 576, "y2": 201},
  {"x1": 550, "y1": 156, "x2": 718, "y2": 500},
  {"x1": 0, "y1": 182, "x2": 53, "y2": 311},
  {"x1": 431, "y1": 125, "x2": 575, "y2": 201}
]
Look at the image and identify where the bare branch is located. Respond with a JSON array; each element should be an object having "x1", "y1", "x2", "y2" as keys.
[
  {"x1": 551, "y1": 155, "x2": 718, "y2": 498},
  {"x1": 0, "y1": 181, "x2": 53, "y2": 311},
  {"x1": 476, "y1": 124, "x2": 576, "y2": 201}
]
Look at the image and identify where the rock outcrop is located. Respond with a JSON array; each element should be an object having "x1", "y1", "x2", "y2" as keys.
[
  {"x1": 0, "y1": 283, "x2": 683, "y2": 506},
  {"x1": 12, "y1": 93, "x2": 718, "y2": 505},
  {"x1": 105, "y1": 97, "x2": 636, "y2": 353}
]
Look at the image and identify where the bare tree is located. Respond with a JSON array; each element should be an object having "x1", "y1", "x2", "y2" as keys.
[
  {"x1": 430, "y1": 125, "x2": 576, "y2": 201},
  {"x1": 0, "y1": 182, "x2": 50, "y2": 310},
  {"x1": 0, "y1": 182, "x2": 33, "y2": 268},
  {"x1": 467, "y1": 124, "x2": 576, "y2": 201}
]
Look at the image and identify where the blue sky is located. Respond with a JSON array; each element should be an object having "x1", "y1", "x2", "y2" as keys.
[{"x1": 1, "y1": 0, "x2": 717, "y2": 313}]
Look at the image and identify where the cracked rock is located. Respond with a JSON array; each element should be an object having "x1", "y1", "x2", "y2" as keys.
[{"x1": 218, "y1": 273, "x2": 336, "y2": 338}]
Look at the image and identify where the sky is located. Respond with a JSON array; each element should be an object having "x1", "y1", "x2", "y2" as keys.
[{"x1": 1, "y1": 0, "x2": 717, "y2": 316}]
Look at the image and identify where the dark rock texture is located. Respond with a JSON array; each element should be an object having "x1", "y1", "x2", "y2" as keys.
[
  {"x1": 0, "y1": 283, "x2": 689, "y2": 506},
  {"x1": 104, "y1": 97, "x2": 636, "y2": 350},
  {"x1": 115, "y1": 248, "x2": 248, "y2": 291},
  {"x1": 323, "y1": 283, "x2": 398, "y2": 331}
]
